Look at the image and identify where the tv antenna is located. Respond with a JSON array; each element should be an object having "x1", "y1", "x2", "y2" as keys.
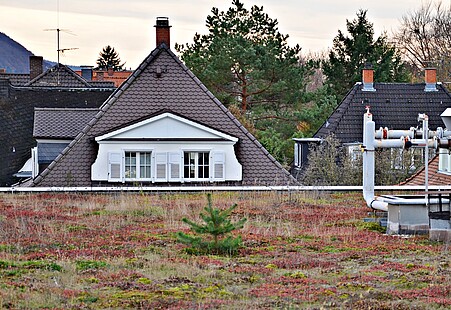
[
  {"x1": 44, "y1": 28, "x2": 78, "y2": 65},
  {"x1": 44, "y1": 0, "x2": 78, "y2": 66}
]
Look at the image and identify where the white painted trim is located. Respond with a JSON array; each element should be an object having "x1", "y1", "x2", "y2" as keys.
[
  {"x1": 35, "y1": 139, "x2": 72, "y2": 144},
  {"x1": 95, "y1": 112, "x2": 238, "y2": 142},
  {"x1": 3, "y1": 185, "x2": 451, "y2": 193}
]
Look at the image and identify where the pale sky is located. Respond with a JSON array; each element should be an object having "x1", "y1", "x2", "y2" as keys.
[{"x1": 0, "y1": 0, "x2": 435, "y2": 69}]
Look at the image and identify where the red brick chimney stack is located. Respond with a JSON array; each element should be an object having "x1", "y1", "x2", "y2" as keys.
[
  {"x1": 362, "y1": 64, "x2": 375, "y2": 91},
  {"x1": 155, "y1": 17, "x2": 171, "y2": 48},
  {"x1": 29, "y1": 56, "x2": 43, "y2": 80},
  {"x1": 424, "y1": 68, "x2": 438, "y2": 92}
]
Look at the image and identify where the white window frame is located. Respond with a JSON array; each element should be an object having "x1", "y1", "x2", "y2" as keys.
[
  {"x1": 108, "y1": 150, "x2": 153, "y2": 183},
  {"x1": 183, "y1": 151, "x2": 211, "y2": 182},
  {"x1": 124, "y1": 150, "x2": 152, "y2": 181}
]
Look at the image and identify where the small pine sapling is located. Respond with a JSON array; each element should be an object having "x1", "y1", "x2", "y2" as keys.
[{"x1": 177, "y1": 193, "x2": 247, "y2": 255}]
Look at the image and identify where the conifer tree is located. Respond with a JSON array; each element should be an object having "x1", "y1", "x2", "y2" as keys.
[
  {"x1": 95, "y1": 45, "x2": 125, "y2": 70},
  {"x1": 177, "y1": 194, "x2": 247, "y2": 255}
]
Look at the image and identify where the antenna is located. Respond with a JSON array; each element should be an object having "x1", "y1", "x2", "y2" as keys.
[
  {"x1": 44, "y1": 28, "x2": 78, "y2": 66},
  {"x1": 44, "y1": 0, "x2": 78, "y2": 66}
]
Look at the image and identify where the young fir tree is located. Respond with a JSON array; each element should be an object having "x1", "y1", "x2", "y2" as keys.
[
  {"x1": 177, "y1": 194, "x2": 247, "y2": 255},
  {"x1": 95, "y1": 45, "x2": 125, "y2": 71}
]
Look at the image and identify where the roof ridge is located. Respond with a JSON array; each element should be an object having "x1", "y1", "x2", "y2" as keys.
[
  {"x1": 33, "y1": 45, "x2": 167, "y2": 185},
  {"x1": 313, "y1": 84, "x2": 359, "y2": 138},
  {"x1": 163, "y1": 46, "x2": 293, "y2": 179},
  {"x1": 34, "y1": 43, "x2": 294, "y2": 185},
  {"x1": 25, "y1": 64, "x2": 91, "y2": 87},
  {"x1": 35, "y1": 107, "x2": 99, "y2": 111}
]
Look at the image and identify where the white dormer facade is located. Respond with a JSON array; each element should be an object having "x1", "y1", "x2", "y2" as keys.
[{"x1": 91, "y1": 112, "x2": 242, "y2": 183}]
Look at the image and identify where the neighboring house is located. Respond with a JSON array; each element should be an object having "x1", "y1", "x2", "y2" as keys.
[
  {"x1": 293, "y1": 67, "x2": 451, "y2": 180},
  {"x1": 31, "y1": 18, "x2": 294, "y2": 188},
  {"x1": 76, "y1": 67, "x2": 133, "y2": 87},
  {"x1": 0, "y1": 59, "x2": 115, "y2": 186},
  {"x1": 0, "y1": 56, "x2": 115, "y2": 88},
  {"x1": 401, "y1": 155, "x2": 451, "y2": 186},
  {"x1": 19, "y1": 108, "x2": 99, "y2": 180}
]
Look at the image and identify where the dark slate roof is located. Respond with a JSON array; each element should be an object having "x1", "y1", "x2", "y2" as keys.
[
  {"x1": 34, "y1": 108, "x2": 99, "y2": 139},
  {"x1": 314, "y1": 82, "x2": 451, "y2": 144},
  {"x1": 0, "y1": 73, "x2": 30, "y2": 86},
  {"x1": 0, "y1": 86, "x2": 114, "y2": 186},
  {"x1": 25, "y1": 65, "x2": 115, "y2": 88},
  {"x1": 33, "y1": 44, "x2": 295, "y2": 187}
]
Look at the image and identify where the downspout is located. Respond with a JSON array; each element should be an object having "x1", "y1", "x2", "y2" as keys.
[{"x1": 362, "y1": 109, "x2": 388, "y2": 211}]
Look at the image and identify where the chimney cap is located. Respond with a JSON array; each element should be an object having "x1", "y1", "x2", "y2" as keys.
[{"x1": 155, "y1": 17, "x2": 171, "y2": 27}]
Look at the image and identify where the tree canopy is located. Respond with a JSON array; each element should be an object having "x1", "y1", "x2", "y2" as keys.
[
  {"x1": 175, "y1": 0, "x2": 309, "y2": 113},
  {"x1": 95, "y1": 45, "x2": 125, "y2": 71},
  {"x1": 393, "y1": 1, "x2": 451, "y2": 83},
  {"x1": 323, "y1": 10, "x2": 410, "y2": 100},
  {"x1": 176, "y1": 0, "x2": 326, "y2": 165}
]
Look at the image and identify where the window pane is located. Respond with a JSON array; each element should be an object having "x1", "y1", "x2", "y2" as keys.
[
  {"x1": 125, "y1": 152, "x2": 137, "y2": 178},
  {"x1": 138, "y1": 152, "x2": 151, "y2": 179}
]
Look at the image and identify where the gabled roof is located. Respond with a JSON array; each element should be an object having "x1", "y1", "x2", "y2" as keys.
[
  {"x1": 25, "y1": 64, "x2": 115, "y2": 88},
  {"x1": 314, "y1": 82, "x2": 451, "y2": 144},
  {"x1": 33, "y1": 44, "x2": 294, "y2": 187},
  {"x1": 34, "y1": 108, "x2": 99, "y2": 139},
  {"x1": 0, "y1": 85, "x2": 114, "y2": 186}
]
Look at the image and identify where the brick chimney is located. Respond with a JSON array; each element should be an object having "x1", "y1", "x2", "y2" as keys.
[
  {"x1": 424, "y1": 68, "x2": 438, "y2": 92},
  {"x1": 155, "y1": 17, "x2": 171, "y2": 48},
  {"x1": 29, "y1": 56, "x2": 43, "y2": 80},
  {"x1": 362, "y1": 64, "x2": 375, "y2": 92}
]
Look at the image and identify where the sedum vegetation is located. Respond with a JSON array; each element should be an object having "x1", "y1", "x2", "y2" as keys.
[{"x1": 0, "y1": 192, "x2": 449, "y2": 309}]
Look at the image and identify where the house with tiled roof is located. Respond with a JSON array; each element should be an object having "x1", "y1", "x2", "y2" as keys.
[
  {"x1": 76, "y1": 67, "x2": 133, "y2": 87},
  {"x1": 0, "y1": 56, "x2": 115, "y2": 88},
  {"x1": 31, "y1": 18, "x2": 294, "y2": 188},
  {"x1": 0, "y1": 60, "x2": 115, "y2": 186},
  {"x1": 293, "y1": 67, "x2": 451, "y2": 181}
]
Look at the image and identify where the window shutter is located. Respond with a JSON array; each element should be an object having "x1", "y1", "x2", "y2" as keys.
[
  {"x1": 154, "y1": 152, "x2": 167, "y2": 182},
  {"x1": 294, "y1": 143, "x2": 299, "y2": 167},
  {"x1": 168, "y1": 152, "x2": 181, "y2": 181},
  {"x1": 108, "y1": 152, "x2": 123, "y2": 182},
  {"x1": 31, "y1": 147, "x2": 38, "y2": 178},
  {"x1": 212, "y1": 151, "x2": 225, "y2": 181}
]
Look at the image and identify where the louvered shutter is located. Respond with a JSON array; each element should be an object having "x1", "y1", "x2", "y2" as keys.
[
  {"x1": 108, "y1": 152, "x2": 123, "y2": 182},
  {"x1": 168, "y1": 152, "x2": 182, "y2": 181},
  {"x1": 154, "y1": 153, "x2": 167, "y2": 182},
  {"x1": 212, "y1": 151, "x2": 225, "y2": 181}
]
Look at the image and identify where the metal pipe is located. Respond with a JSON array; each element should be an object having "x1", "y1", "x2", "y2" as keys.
[
  {"x1": 362, "y1": 111, "x2": 388, "y2": 211},
  {"x1": 375, "y1": 128, "x2": 415, "y2": 139},
  {"x1": 418, "y1": 113, "x2": 429, "y2": 199}
]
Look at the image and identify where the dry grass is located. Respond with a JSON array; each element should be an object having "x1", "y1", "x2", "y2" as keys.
[{"x1": 0, "y1": 191, "x2": 449, "y2": 309}]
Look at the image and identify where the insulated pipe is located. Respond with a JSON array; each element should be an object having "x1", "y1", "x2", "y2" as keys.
[
  {"x1": 374, "y1": 138, "x2": 437, "y2": 149},
  {"x1": 374, "y1": 128, "x2": 451, "y2": 140},
  {"x1": 375, "y1": 128, "x2": 415, "y2": 139},
  {"x1": 362, "y1": 112, "x2": 388, "y2": 211}
]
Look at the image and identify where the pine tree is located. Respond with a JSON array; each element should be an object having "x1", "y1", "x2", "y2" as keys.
[
  {"x1": 323, "y1": 10, "x2": 410, "y2": 101},
  {"x1": 177, "y1": 194, "x2": 247, "y2": 255},
  {"x1": 95, "y1": 45, "x2": 125, "y2": 70}
]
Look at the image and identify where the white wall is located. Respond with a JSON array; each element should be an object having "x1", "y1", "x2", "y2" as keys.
[{"x1": 91, "y1": 141, "x2": 242, "y2": 182}]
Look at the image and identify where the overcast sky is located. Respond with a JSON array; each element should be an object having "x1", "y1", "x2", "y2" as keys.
[{"x1": 0, "y1": 0, "x2": 436, "y2": 69}]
